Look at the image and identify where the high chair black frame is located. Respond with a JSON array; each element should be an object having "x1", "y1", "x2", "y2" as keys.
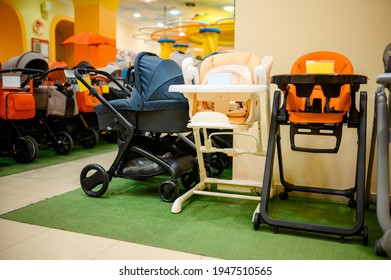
[{"x1": 253, "y1": 73, "x2": 369, "y2": 244}]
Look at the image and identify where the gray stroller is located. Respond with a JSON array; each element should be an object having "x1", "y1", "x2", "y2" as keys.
[{"x1": 367, "y1": 42, "x2": 391, "y2": 258}]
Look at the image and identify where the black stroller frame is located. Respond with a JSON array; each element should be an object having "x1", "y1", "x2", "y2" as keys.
[
  {"x1": 253, "y1": 73, "x2": 369, "y2": 244},
  {"x1": 0, "y1": 68, "x2": 42, "y2": 163},
  {"x1": 75, "y1": 67, "x2": 197, "y2": 202},
  {"x1": 36, "y1": 67, "x2": 101, "y2": 149},
  {"x1": 2, "y1": 52, "x2": 74, "y2": 155}
]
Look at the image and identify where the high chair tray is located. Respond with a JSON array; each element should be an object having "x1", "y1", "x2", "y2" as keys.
[
  {"x1": 271, "y1": 74, "x2": 367, "y2": 86},
  {"x1": 169, "y1": 84, "x2": 267, "y2": 93}
]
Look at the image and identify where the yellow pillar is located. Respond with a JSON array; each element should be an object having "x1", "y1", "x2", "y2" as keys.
[
  {"x1": 173, "y1": 43, "x2": 189, "y2": 54},
  {"x1": 199, "y1": 27, "x2": 220, "y2": 56},
  {"x1": 158, "y1": 38, "x2": 175, "y2": 59},
  {"x1": 71, "y1": 0, "x2": 119, "y2": 67}
]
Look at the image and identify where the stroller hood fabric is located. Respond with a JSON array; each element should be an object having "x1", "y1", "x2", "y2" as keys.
[
  {"x1": 3, "y1": 51, "x2": 48, "y2": 71},
  {"x1": 2, "y1": 51, "x2": 49, "y2": 85},
  {"x1": 129, "y1": 52, "x2": 187, "y2": 111}
]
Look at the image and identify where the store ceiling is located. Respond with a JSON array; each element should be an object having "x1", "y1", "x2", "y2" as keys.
[
  {"x1": 59, "y1": 0, "x2": 235, "y2": 29},
  {"x1": 117, "y1": 0, "x2": 235, "y2": 29}
]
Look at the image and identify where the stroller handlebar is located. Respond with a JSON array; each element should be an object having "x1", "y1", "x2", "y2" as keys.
[{"x1": 73, "y1": 67, "x2": 135, "y2": 134}]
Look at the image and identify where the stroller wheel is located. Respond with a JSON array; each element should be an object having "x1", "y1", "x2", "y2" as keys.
[
  {"x1": 158, "y1": 180, "x2": 179, "y2": 202},
  {"x1": 54, "y1": 131, "x2": 73, "y2": 155},
  {"x1": 12, "y1": 136, "x2": 39, "y2": 163},
  {"x1": 80, "y1": 163, "x2": 109, "y2": 197},
  {"x1": 181, "y1": 170, "x2": 199, "y2": 190},
  {"x1": 79, "y1": 127, "x2": 99, "y2": 149},
  {"x1": 210, "y1": 155, "x2": 225, "y2": 176}
]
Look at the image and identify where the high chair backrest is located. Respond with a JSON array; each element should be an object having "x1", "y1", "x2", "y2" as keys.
[
  {"x1": 200, "y1": 52, "x2": 261, "y2": 84},
  {"x1": 291, "y1": 51, "x2": 353, "y2": 75},
  {"x1": 184, "y1": 52, "x2": 272, "y2": 125},
  {"x1": 287, "y1": 51, "x2": 354, "y2": 123}
]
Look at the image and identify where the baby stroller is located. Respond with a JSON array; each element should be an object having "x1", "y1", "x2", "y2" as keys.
[
  {"x1": 253, "y1": 51, "x2": 369, "y2": 244},
  {"x1": 36, "y1": 63, "x2": 102, "y2": 149},
  {"x1": 168, "y1": 52, "x2": 273, "y2": 213},
  {"x1": 77, "y1": 52, "x2": 197, "y2": 202},
  {"x1": 0, "y1": 65, "x2": 40, "y2": 163},
  {"x1": 2, "y1": 51, "x2": 73, "y2": 155},
  {"x1": 366, "y1": 42, "x2": 391, "y2": 258}
]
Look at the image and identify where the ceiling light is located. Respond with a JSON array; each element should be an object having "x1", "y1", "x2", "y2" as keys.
[
  {"x1": 133, "y1": 13, "x2": 141, "y2": 18},
  {"x1": 179, "y1": 32, "x2": 186, "y2": 37},
  {"x1": 169, "y1": 10, "x2": 181, "y2": 16},
  {"x1": 223, "y1": 6, "x2": 235, "y2": 13},
  {"x1": 143, "y1": 0, "x2": 155, "y2": 3},
  {"x1": 156, "y1": 22, "x2": 165, "y2": 27}
]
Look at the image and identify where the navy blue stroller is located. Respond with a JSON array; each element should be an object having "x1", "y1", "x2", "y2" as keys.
[{"x1": 77, "y1": 52, "x2": 197, "y2": 202}]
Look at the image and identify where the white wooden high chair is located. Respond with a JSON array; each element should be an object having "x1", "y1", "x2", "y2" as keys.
[{"x1": 169, "y1": 52, "x2": 273, "y2": 213}]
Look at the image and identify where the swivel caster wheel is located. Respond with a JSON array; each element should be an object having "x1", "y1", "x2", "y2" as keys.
[
  {"x1": 362, "y1": 226, "x2": 369, "y2": 246},
  {"x1": 181, "y1": 170, "x2": 199, "y2": 191},
  {"x1": 54, "y1": 131, "x2": 73, "y2": 155},
  {"x1": 279, "y1": 191, "x2": 289, "y2": 200},
  {"x1": 348, "y1": 198, "x2": 357, "y2": 208},
  {"x1": 159, "y1": 180, "x2": 179, "y2": 202},
  {"x1": 253, "y1": 212, "x2": 261, "y2": 230},
  {"x1": 80, "y1": 163, "x2": 110, "y2": 197}
]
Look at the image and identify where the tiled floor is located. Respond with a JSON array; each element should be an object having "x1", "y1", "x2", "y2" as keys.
[{"x1": 0, "y1": 151, "x2": 217, "y2": 260}]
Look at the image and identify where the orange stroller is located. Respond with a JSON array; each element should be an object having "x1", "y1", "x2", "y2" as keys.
[{"x1": 253, "y1": 51, "x2": 369, "y2": 244}]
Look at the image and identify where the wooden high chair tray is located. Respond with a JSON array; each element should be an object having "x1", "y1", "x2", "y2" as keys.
[
  {"x1": 271, "y1": 74, "x2": 367, "y2": 86},
  {"x1": 169, "y1": 84, "x2": 267, "y2": 93}
]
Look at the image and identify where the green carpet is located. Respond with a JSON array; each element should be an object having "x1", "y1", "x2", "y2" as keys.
[
  {"x1": 0, "y1": 141, "x2": 117, "y2": 177},
  {"x1": 0, "y1": 174, "x2": 385, "y2": 260}
]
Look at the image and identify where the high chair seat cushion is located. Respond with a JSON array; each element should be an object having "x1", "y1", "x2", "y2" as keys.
[
  {"x1": 192, "y1": 52, "x2": 262, "y2": 125},
  {"x1": 286, "y1": 51, "x2": 354, "y2": 123}
]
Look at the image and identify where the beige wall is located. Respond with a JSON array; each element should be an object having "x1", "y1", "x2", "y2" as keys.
[
  {"x1": 234, "y1": 0, "x2": 390, "y2": 193},
  {"x1": 116, "y1": 21, "x2": 159, "y2": 56}
]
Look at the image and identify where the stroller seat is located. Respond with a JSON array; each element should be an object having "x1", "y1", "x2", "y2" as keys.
[
  {"x1": 253, "y1": 51, "x2": 369, "y2": 244},
  {"x1": 169, "y1": 52, "x2": 273, "y2": 213}
]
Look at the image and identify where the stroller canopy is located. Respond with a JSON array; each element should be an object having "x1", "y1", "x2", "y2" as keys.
[
  {"x1": 3, "y1": 51, "x2": 48, "y2": 71},
  {"x1": 2, "y1": 51, "x2": 48, "y2": 85},
  {"x1": 129, "y1": 52, "x2": 187, "y2": 111}
]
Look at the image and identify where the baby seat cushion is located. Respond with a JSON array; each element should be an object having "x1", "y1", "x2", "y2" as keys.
[
  {"x1": 193, "y1": 52, "x2": 261, "y2": 125},
  {"x1": 286, "y1": 51, "x2": 354, "y2": 124}
]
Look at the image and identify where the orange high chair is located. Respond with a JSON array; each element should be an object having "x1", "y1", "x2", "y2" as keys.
[
  {"x1": 253, "y1": 51, "x2": 369, "y2": 244},
  {"x1": 169, "y1": 52, "x2": 273, "y2": 213}
]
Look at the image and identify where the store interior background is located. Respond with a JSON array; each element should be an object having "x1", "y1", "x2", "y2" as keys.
[{"x1": 0, "y1": 0, "x2": 390, "y2": 196}]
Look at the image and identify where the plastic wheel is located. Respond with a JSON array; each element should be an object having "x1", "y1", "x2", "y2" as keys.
[
  {"x1": 348, "y1": 198, "x2": 357, "y2": 208},
  {"x1": 181, "y1": 170, "x2": 199, "y2": 190},
  {"x1": 24, "y1": 136, "x2": 39, "y2": 162},
  {"x1": 210, "y1": 156, "x2": 225, "y2": 176},
  {"x1": 54, "y1": 131, "x2": 73, "y2": 155},
  {"x1": 279, "y1": 191, "x2": 289, "y2": 200},
  {"x1": 78, "y1": 127, "x2": 99, "y2": 149},
  {"x1": 158, "y1": 180, "x2": 179, "y2": 202},
  {"x1": 362, "y1": 226, "x2": 369, "y2": 246},
  {"x1": 12, "y1": 136, "x2": 38, "y2": 163},
  {"x1": 253, "y1": 212, "x2": 261, "y2": 230},
  {"x1": 80, "y1": 163, "x2": 110, "y2": 197}
]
